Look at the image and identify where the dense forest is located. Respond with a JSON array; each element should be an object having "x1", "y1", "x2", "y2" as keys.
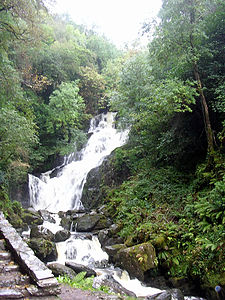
[{"x1": 0, "y1": 0, "x2": 224, "y2": 295}]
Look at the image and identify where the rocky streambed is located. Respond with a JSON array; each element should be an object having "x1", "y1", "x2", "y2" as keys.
[{"x1": 5, "y1": 206, "x2": 213, "y2": 300}]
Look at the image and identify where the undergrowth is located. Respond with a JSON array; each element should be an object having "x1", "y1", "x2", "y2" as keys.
[{"x1": 105, "y1": 151, "x2": 225, "y2": 288}]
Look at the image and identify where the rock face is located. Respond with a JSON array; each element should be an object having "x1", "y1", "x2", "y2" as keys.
[
  {"x1": 111, "y1": 242, "x2": 157, "y2": 281},
  {"x1": 81, "y1": 149, "x2": 130, "y2": 210}
]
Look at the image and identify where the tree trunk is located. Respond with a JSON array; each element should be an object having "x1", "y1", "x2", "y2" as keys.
[{"x1": 193, "y1": 63, "x2": 214, "y2": 153}]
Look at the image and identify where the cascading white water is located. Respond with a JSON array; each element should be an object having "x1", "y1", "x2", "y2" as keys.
[
  {"x1": 29, "y1": 112, "x2": 129, "y2": 212},
  {"x1": 28, "y1": 112, "x2": 205, "y2": 299}
]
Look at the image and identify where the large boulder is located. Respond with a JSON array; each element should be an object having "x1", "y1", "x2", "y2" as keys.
[
  {"x1": 115, "y1": 242, "x2": 157, "y2": 281},
  {"x1": 22, "y1": 209, "x2": 43, "y2": 226},
  {"x1": 76, "y1": 213, "x2": 112, "y2": 232},
  {"x1": 65, "y1": 262, "x2": 96, "y2": 277},
  {"x1": 47, "y1": 262, "x2": 76, "y2": 279},
  {"x1": 30, "y1": 226, "x2": 55, "y2": 241},
  {"x1": 54, "y1": 229, "x2": 71, "y2": 242},
  {"x1": 28, "y1": 238, "x2": 57, "y2": 263},
  {"x1": 60, "y1": 216, "x2": 72, "y2": 231}
]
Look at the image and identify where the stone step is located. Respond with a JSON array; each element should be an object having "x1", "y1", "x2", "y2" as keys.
[
  {"x1": 0, "y1": 251, "x2": 11, "y2": 261},
  {"x1": 3, "y1": 263, "x2": 20, "y2": 273},
  {"x1": 0, "y1": 288, "x2": 23, "y2": 299},
  {"x1": 0, "y1": 273, "x2": 30, "y2": 288}
]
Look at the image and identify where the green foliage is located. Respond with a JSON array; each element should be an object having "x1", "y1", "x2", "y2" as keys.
[{"x1": 57, "y1": 272, "x2": 110, "y2": 293}]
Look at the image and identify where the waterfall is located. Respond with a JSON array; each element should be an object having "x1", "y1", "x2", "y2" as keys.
[{"x1": 29, "y1": 112, "x2": 129, "y2": 213}]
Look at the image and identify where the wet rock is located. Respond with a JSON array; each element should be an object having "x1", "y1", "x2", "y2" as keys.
[
  {"x1": 38, "y1": 210, "x2": 56, "y2": 223},
  {"x1": 65, "y1": 262, "x2": 97, "y2": 277},
  {"x1": 81, "y1": 149, "x2": 130, "y2": 210},
  {"x1": 22, "y1": 210, "x2": 43, "y2": 226},
  {"x1": 54, "y1": 229, "x2": 71, "y2": 242},
  {"x1": 115, "y1": 242, "x2": 157, "y2": 281},
  {"x1": 28, "y1": 238, "x2": 57, "y2": 263},
  {"x1": 76, "y1": 213, "x2": 112, "y2": 232},
  {"x1": 60, "y1": 216, "x2": 72, "y2": 230},
  {"x1": 47, "y1": 262, "x2": 76, "y2": 279},
  {"x1": 30, "y1": 226, "x2": 55, "y2": 241},
  {"x1": 93, "y1": 274, "x2": 136, "y2": 297},
  {"x1": 104, "y1": 244, "x2": 127, "y2": 264},
  {"x1": 145, "y1": 288, "x2": 184, "y2": 300}
]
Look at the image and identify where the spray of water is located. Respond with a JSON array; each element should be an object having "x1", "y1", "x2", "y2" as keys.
[{"x1": 29, "y1": 112, "x2": 128, "y2": 212}]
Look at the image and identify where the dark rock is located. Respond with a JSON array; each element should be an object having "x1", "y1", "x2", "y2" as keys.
[
  {"x1": 47, "y1": 262, "x2": 76, "y2": 279},
  {"x1": 60, "y1": 216, "x2": 72, "y2": 230},
  {"x1": 65, "y1": 262, "x2": 96, "y2": 277},
  {"x1": 58, "y1": 211, "x2": 66, "y2": 218},
  {"x1": 115, "y1": 242, "x2": 157, "y2": 281},
  {"x1": 93, "y1": 274, "x2": 136, "y2": 297},
  {"x1": 9, "y1": 179, "x2": 30, "y2": 209},
  {"x1": 145, "y1": 288, "x2": 184, "y2": 300},
  {"x1": 98, "y1": 229, "x2": 109, "y2": 246},
  {"x1": 81, "y1": 149, "x2": 130, "y2": 210},
  {"x1": 28, "y1": 238, "x2": 57, "y2": 263},
  {"x1": 38, "y1": 210, "x2": 56, "y2": 223},
  {"x1": 54, "y1": 230, "x2": 71, "y2": 242},
  {"x1": 30, "y1": 226, "x2": 55, "y2": 241},
  {"x1": 76, "y1": 214, "x2": 111, "y2": 232},
  {"x1": 104, "y1": 244, "x2": 127, "y2": 264},
  {"x1": 168, "y1": 277, "x2": 198, "y2": 296},
  {"x1": 22, "y1": 210, "x2": 43, "y2": 226}
]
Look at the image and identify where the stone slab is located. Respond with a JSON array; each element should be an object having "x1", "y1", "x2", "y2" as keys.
[
  {"x1": 0, "y1": 288, "x2": 23, "y2": 299},
  {"x1": 0, "y1": 212, "x2": 59, "y2": 291}
]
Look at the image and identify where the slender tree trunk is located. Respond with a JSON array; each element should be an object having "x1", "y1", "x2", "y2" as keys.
[
  {"x1": 189, "y1": 1, "x2": 214, "y2": 153},
  {"x1": 193, "y1": 63, "x2": 214, "y2": 153}
]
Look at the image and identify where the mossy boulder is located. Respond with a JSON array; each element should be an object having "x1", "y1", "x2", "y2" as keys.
[
  {"x1": 115, "y1": 242, "x2": 157, "y2": 281},
  {"x1": 28, "y1": 238, "x2": 57, "y2": 263},
  {"x1": 8, "y1": 213, "x2": 28, "y2": 230},
  {"x1": 60, "y1": 216, "x2": 72, "y2": 230},
  {"x1": 22, "y1": 210, "x2": 43, "y2": 226},
  {"x1": 30, "y1": 226, "x2": 55, "y2": 241},
  {"x1": 76, "y1": 213, "x2": 111, "y2": 232}
]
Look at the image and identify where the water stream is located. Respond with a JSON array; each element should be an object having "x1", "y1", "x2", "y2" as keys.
[
  {"x1": 28, "y1": 113, "x2": 204, "y2": 299},
  {"x1": 29, "y1": 112, "x2": 128, "y2": 212}
]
